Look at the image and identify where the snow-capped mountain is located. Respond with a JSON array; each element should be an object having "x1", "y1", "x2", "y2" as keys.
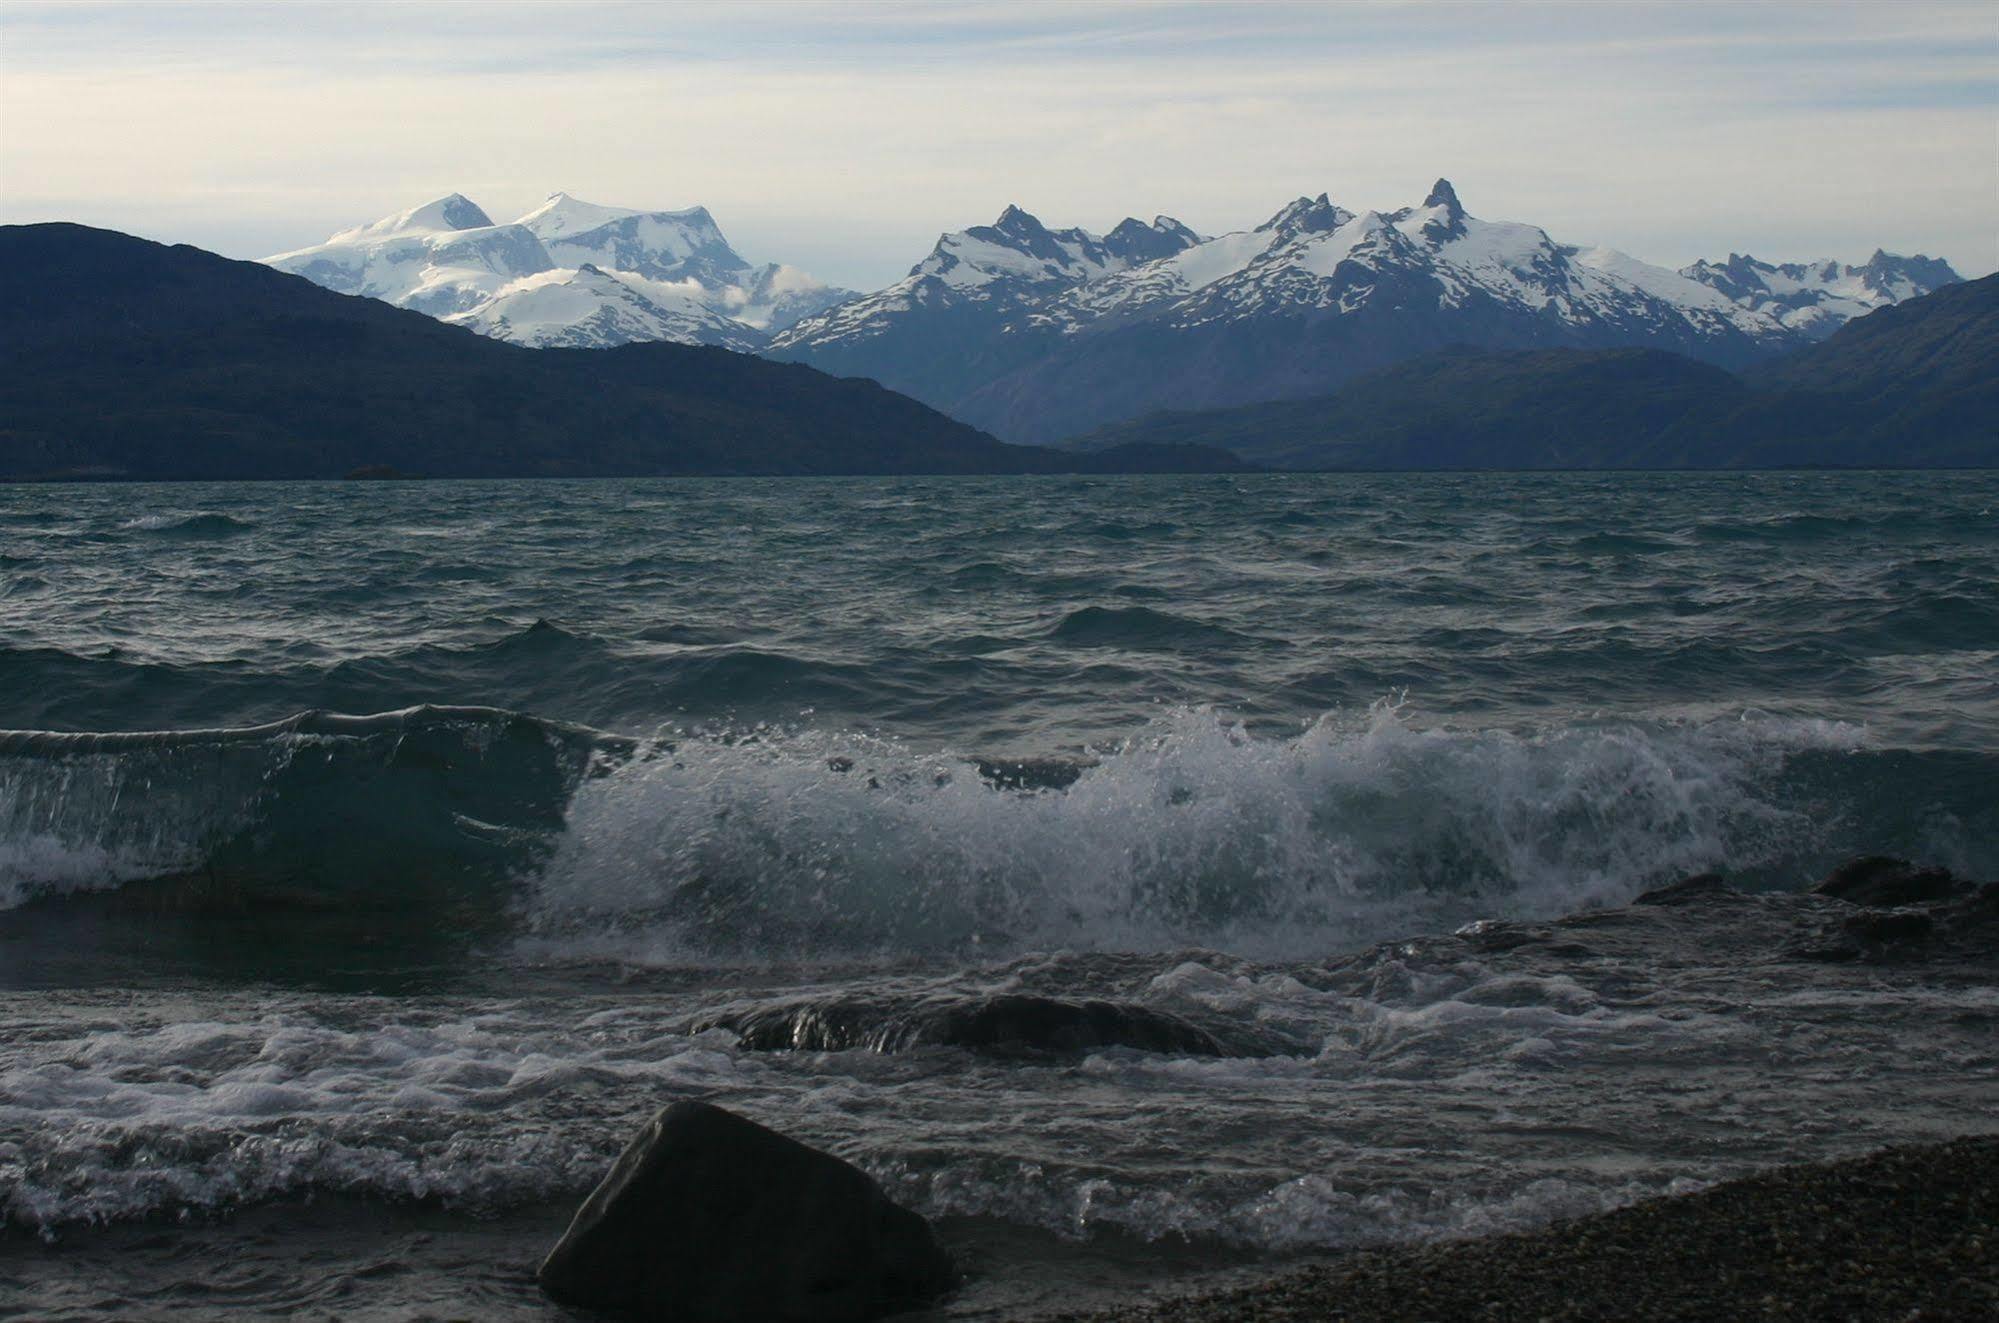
[
  {"x1": 1679, "y1": 250, "x2": 1960, "y2": 338},
  {"x1": 265, "y1": 193, "x2": 854, "y2": 348},
  {"x1": 442, "y1": 263, "x2": 765, "y2": 352},
  {"x1": 789, "y1": 205, "x2": 1201, "y2": 345},
  {"x1": 263, "y1": 194, "x2": 551, "y2": 318},
  {"x1": 772, "y1": 181, "x2": 1960, "y2": 442}
]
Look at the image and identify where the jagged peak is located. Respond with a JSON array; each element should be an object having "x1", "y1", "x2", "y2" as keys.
[
  {"x1": 991, "y1": 203, "x2": 1050, "y2": 236},
  {"x1": 1858, "y1": 250, "x2": 1962, "y2": 293},
  {"x1": 1423, "y1": 178, "x2": 1465, "y2": 223},
  {"x1": 1859, "y1": 249, "x2": 1959, "y2": 280},
  {"x1": 1257, "y1": 193, "x2": 1347, "y2": 236},
  {"x1": 1104, "y1": 214, "x2": 1200, "y2": 265}
]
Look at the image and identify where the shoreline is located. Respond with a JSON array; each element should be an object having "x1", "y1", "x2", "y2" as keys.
[{"x1": 1047, "y1": 1135, "x2": 1999, "y2": 1322}]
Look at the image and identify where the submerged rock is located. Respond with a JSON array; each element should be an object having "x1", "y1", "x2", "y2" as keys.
[
  {"x1": 920, "y1": 994, "x2": 1244, "y2": 1056},
  {"x1": 1632, "y1": 872, "x2": 1738, "y2": 906},
  {"x1": 1812, "y1": 856, "x2": 1965, "y2": 907},
  {"x1": 1789, "y1": 857, "x2": 1992, "y2": 963},
  {"x1": 537, "y1": 1101, "x2": 953, "y2": 1322},
  {"x1": 719, "y1": 993, "x2": 1277, "y2": 1058}
]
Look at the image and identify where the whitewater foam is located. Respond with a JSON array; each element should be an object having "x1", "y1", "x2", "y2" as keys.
[
  {"x1": 1, "y1": 692, "x2": 1976, "y2": 975},
  {"x1": 519, "y1": 702, "x2": 1860, "y2": 963},
  {"x1": 118, "y1": 512, "x2": 257, "y2": 537}
]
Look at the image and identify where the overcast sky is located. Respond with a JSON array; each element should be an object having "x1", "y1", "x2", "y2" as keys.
[{"x1": 3, "y1": 1, "x2": 1994, "y2": 289}]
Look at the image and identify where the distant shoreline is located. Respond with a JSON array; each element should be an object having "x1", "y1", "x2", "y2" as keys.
[{"x1": 5, "y1": 464, "x2": 1998, "y2": 485}]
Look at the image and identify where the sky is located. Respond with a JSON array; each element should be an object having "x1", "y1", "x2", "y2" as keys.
[{"x1": 2, "y1": 1, "x2": 1994, "y2": 290}]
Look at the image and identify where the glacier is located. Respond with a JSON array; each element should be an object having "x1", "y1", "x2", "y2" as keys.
[{"x1": 264, "y1": 192, "x2": 854, "y2": 350}]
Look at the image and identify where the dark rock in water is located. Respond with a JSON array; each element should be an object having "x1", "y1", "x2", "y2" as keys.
[
  {"x1": 1813, "y1": 856, "x2": 1965, "y2": 907},
  {"x1": 718, "y1": 993, "x2": 1277, "y2": 1058},
  {"x1": 729, "y1": 998, "x2": 895, "y2": 1053},
  {"x1": 1788, "y1": 863, "x2": 1991, "y2": 964},
  {"x1": 1452, "y1": 918, "x2": 1548, "y2": 952},
  {"x1": 537, "y1": 1101, "x2": 953, "y2": 1322},
  {"x1": 1449, "y1": 918, "x2": 1596, "y2": 958},
  {"x1": 921, "y1": 994, "x2": 1239, "y2": 1057},
  {"x1": 1632, "y1": 872, "x2": 1737, "y2": 906}
]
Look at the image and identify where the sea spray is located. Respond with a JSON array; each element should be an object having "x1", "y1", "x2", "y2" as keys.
[{"x1": 516, "y1": 702, "x2": 1865, "y2": 963}]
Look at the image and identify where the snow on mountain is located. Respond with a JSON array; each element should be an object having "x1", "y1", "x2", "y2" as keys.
[
  {"x1": 1679, "y1": 250, "x2": 1961, "y2": 337},
  {"x1": 772, "y1": 179, "x2": 1961, "y2": 443},
  {"x1": 442, "y1": 264, "x2": 765, "y2": 352},
  {"x1": 776, "y1": 204, "x2": 1201, "y2": 348},
  {"x1": 264, "y1": 194, "x2": 553, "y2": 318},
  {"x1": 511, "y1": 192, "x2": 642, "y2": 241},
  {"x1": 524, "y1": 195, "x2": 743, "y2": 285},
  {"x1": 261, "y1": 183, "x2": 1960, "y2": 439},
  {"x1": 914, "y1": 204, "x2": 1199, "y2": 289},
  {"x1": 1047, "y1": 183, "x2": 1787, "y2": 342},
  {"x1": 265, "y1": 193, "x2": 853, "y2": 348},
  {"x1": 775, "y1": 178, "x2": 1792, "y2": 358}
]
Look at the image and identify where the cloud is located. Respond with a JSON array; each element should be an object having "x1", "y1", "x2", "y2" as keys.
[{"x1": 2, "y1": 1, "x2": 1993, "y2": 286}]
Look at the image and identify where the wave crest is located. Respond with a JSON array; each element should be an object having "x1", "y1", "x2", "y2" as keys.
[
  {"x1": 518, "y1": 703, "x2": 1877, "y2": 962},
  {"x1": 120, "y1": 512, "x2": 257, "y2": 537},
  {"x1": 7, "y1": 701, "x2": 1990, "y2": 966},
  {"x1": 0, "y1": 706, "x2": 607, "y2": 912}
]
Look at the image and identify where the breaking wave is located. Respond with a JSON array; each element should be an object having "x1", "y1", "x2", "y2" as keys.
[
  {"x1": 5, "y1": 700, "x2": 1990, "y2": 964},
  {"x1": 119, "y1": 512, "x2": 258, "y2": 538}
]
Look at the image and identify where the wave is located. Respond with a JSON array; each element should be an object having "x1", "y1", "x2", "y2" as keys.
[
  {"x1": 0, "y1": 622, "x2": 880, "y2": 736},
  {"x1": 514, "y1": 704, "x2": 1888, "y2": 963},
  {"x1": 1525, "y1": 532, "x2": 1683, "y2": 557},
  {"x1": 0, "y1": 706, "x2": 611, "y2": 914},
  {"x1": 5, "y1": 702, "x2": 1993, "y2": 967},
  {"x1": 120, "y1": 512, "x2": 257, "y2": 537}
]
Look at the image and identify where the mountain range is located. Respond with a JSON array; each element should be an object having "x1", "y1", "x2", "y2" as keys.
[
  {"x1": 1067, "y1": 273, "x2": 1998, "y2": 470},
  {"x1": 769, "y1": 180, "x2": 1961, "y2": 442},
  {"x1": 261, "y1": 185, "x2": 1960, "y2": 446},
  {"x1": 0, "y1": 224, "x2": 1241, "y2": 481},
  {"x1": 264, "y1": 193, "x2": 854, "y2": 352}
]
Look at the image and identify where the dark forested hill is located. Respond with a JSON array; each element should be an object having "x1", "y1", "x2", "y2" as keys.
[
  {"x1": 1066, "y1": 275, "x2": 1998, "y2": 470},
  {"x1": 0, "y1": 224, "x2": 1242, "y2": 480}
]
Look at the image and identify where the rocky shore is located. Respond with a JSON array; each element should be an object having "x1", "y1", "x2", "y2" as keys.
[{"x1": 1050, "y1": 1135, "x2": 1999, "y2": 1322}]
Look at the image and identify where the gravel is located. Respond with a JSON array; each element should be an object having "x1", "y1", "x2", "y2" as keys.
[{"x1": 1049, "y1": 1135, "x2": 1999, "y2": 1322}]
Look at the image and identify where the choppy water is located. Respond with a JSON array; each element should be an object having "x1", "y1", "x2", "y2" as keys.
[{"x1": 3, "y1": 473, "x2": 1996, "y2": 1318}]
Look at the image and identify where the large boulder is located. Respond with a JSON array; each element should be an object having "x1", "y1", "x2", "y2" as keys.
[{"x1": 537, "y1": 1102, "x2": 953, "y2": 1321}]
